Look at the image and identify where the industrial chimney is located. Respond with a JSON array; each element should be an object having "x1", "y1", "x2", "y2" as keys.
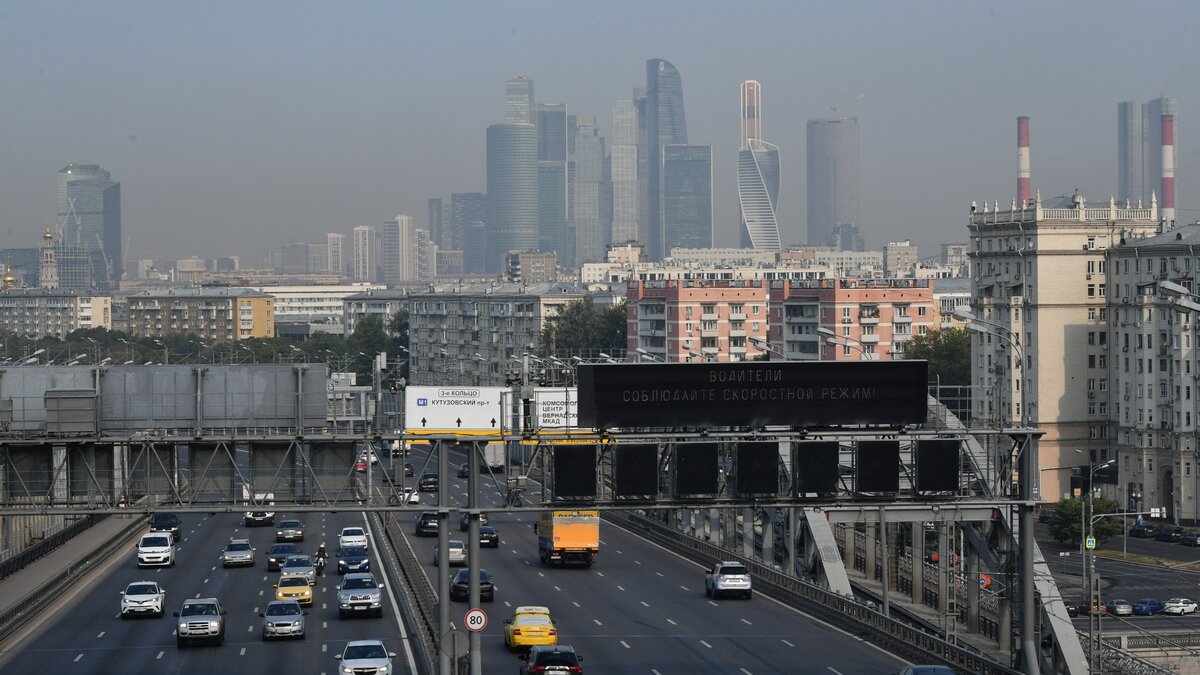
[
  {"x1": 1162, "y1": 113, "x2": 1176, "y2": 225},
  {"x1": 1017, "y1": 116, "x2": 1031, "y2": 207}
]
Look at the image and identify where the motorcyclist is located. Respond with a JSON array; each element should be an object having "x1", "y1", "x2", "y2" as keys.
[{"x1": 315, "y1": 543, "x2": 327, "y2": 574}]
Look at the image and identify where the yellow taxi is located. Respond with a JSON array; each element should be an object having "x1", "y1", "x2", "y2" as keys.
[
  {"x1": 503, "y1": 605, "x2": 557, "y2": 650},
  {"x1": 274, "y1": 573, "x2": 314, "y2": 606}
]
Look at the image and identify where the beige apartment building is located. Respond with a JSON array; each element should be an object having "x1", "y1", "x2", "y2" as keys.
[
  {"x1": 0, "y1": 289, "x2": 112, "y2": 338},
  {"x1": 126, "y1": 288, "x2": 274, "y2": 340}
]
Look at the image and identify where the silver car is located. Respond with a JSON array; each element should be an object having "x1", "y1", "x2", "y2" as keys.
[
  {"x1": 120, "y1": 581, "x2": 165, "y2": 618},
  {"x1": 280, "y1": 554, "x2": 318, "y2": 585},
  {"x1": 434, "y1": 539, "x2": 467, "y2": 566},
  {"x1": 336, "y1": 640, "x2": 395, "y2": 673},
  {"x1": 705, "y1": 561, "x2": 752, "y2": 599},
  {"x1": 260, "y1": 599, "x2": 306, "y2": 640},
  {"x1": 221, "y1": 538, "x2": 255, "y2": 567},
  {"x1": 336, "y1": 572, "x2": 385, "y2": 619},
  {"x1": 275, "y1": 519, "x2": 305, "y2": 542}
]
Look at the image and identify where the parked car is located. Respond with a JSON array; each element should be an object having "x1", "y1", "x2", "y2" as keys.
[
  {"x1": 434, "y1": 540, "x2": 468, "y2": 566},
  {"x1": 265, "y1": 543, "x2": 299, "y2": 572},
  {"x1": 1155, "y1": 527, "x2": 1185, "y2": 542},
  {"x1": 415, "y1": 511, "x2": 439, "y2": 536},
  {"x1": 519, "y1": 645, "x2": 583, "y2": 675},
  {"x1": 1180, "y1": 530, "x2": 1200, "y2": 546},
  {"x1": 220, "y1": 538, "x2": 255, "y2": 567},
  {"x1": 419, "y1": 472, "x2": 439, "y2": 492},
  {"x1": 120, "y1": 581, "x2": 165, "y2": 619},
  {"x1": 450, "y1": 568, "x2": 494, "y2": 602},
  {"x1": 479, "y1": 525, "x2": 500, "y2": 548},
  {"x1": 137, "y1": 532, "x2": 176, "y2": 568},
  {"x1": 149, "y1": 513, "x2": 182, "y2": 541},
  {"x1": 259, "y1": 599, "x2": 306, "y2": 640},
  {"x1": 705, "y1": 561, "x2": 752, "y2": 599},
  {"x1": 1105, "y1": 598, "x2": 1134, "y2": 616},
  {"x1": 1163, "y1": 598, "x2": 1198, "y2": 615},
  {"x1": 335, "y1": 640, "x2": 395, "y2": 673},
  {"x1": 174, "y1": 597, "x2": 226, "y2": 648},
  {"x1": 1128, "y1": 525, "x2": 1157, "y2": 538},
  {"x1": 1133, "y1": 598, "x2": 1166, "y2": 615},
  {"x1": 275, "y1": 519, "x2": 305, "y2": 542},
  {"x1": 1075, "y1": 600, "x2": 1107, "y2": 616},
  {"x1": 336, "y1": 572, "x2": 385, "y2": 618},
  {"x1": 336, "y1": 545, "x2": 370, "y2": 574},
  {"x1": 460, "y1": 512, "x2": 489, "y2": 531}
]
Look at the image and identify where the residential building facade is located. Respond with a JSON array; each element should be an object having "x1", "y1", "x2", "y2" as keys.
[
  {"x1": 126, "y1": 288, "x2": 274, "y2": 340},
  {"x1": 0, "y1": 289, "x2": 112, "y2": 338}
]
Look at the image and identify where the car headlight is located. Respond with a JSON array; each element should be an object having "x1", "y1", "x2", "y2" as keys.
[
  {"x1": 208, "y1": 621, "x2": 220, "y2": 629},
  {"x1": 339, "y1": 559, "x2": 347, "y2": 564},
  {"x1": 341, "y1": 667, "x2": 354, "y2": 674},
  {"x1": 378, "y1": 667, "x2": 389, "y2": 674},
  {"x1": 178, "y1": 623, "x2": 187, "y2": 632}
]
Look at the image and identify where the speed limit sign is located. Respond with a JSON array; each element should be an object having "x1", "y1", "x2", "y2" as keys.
[{"x1": 464, "y1": 608, "x2": 488, "y2": 632}]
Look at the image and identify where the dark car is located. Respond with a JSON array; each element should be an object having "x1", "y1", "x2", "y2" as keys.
[
  {"x1": 1181, "y1": 530, "x2": 1200, "y2": 546},
  {"x1": 1133, "y1": 598, "x2": 1166, "y2": 615},
  {"x1": 520, "y1": 645, "x2": 582, "y2": 674},
  {"x1": 1129, "y1": 525, "x2": 1157, "y2": 538},
  {"x1": 479, "y1": 526, "x2": 500, "y2": 548},
  {"x1": 1155, "y1": 527, "x2": 1185, "y2": 542},
  {"x1": 266, "y1": 543, "x2": 299, "y2": 571},
  {"x1": 1076, "y1": 600, "x2": 1107, "y2": 616},
  {"x1": 415, "y1": 511, "x2": 439, "y2": 536},
  {"x1": 450, "y1": 568, "x2": 494, "y2": 602},
  {"x1": 419, "y1": 472, "x2": 439, "y2": 492},
  {"x1": 275, "y1": 519, "x2": 305, "y2": 542},
  {"x1": 460, "y1": 512, "x2": 489, "y2": 532},
  {"x1": 404, "y1": 463, "x2": 415, "y2": 477},
  {"x1": 336, "y1": 546, "x2": 370, "y2": 574},
  {"x1": 457, "y1": 463, "x2": 470, "y2": 478},
  {"x1": 150, "y1": 513, "x2": 182, "y2": 541}
]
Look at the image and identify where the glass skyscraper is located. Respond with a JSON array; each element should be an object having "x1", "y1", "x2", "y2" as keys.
[
  {"x1": 486, "y1": 123, "x2": 539, "y2": 274},
  {"x1": 611, "y1": 97, "x2": 640, "y2": 245},
  {"x1": 506, "y1": 76, "x2": 534, "y2": 124},
  {"x1": 573, "y1": 121, "x2": 607, "y2": 264},
  {"x1": 806, "y1": 118, "x2": 859, "y2": 248},
  {"x1": 451, "y1": 192, "x2": 487, "y2": 274},
  {"x1": 661, "y1": 145, "x2": 712, "y2": 253},
  {"x1": 737, "y1": 80, "x2": 781, "y2": 251},
  {"x1": 537, "y1": 103, "x2": 568, "y2": 259},
  {"x1": 645, "y1": 59, "x2": 688, "y2": 260},
  {"x1": 56, "y1": 164, "x2": 121, "y2": 289}
]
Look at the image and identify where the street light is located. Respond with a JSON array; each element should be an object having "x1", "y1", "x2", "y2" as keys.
[
  {"x1": 597, "y1": 352, "x2": 617, "y2": 364},
  {"x1": 748, "y1": 335, "x2": 788, "y2": 361},
  {"x1": 634, "y1": 347, "x2": 663, "y2": 363}
]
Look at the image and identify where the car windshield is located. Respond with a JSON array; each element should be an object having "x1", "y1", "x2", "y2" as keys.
[
  {"x1": 339, "y1": 546, "x2": 367, "y2": 556},
  {"x1": 143, "y1": 536, "x2": 170, "y2": 547},
  {"x1": 720, "y1": 565, "x2": 749, "y2": 575},
  {"x1": 181, "y1": 603, "x2": 218, "y2": 616},
  {"x1": 284, "y1": 556, "x2": 312, "y2": 567},
  {"x1": 516, "y1": 616, "x2": 551, "y2": 626},
  {"x1": 345, "y1": 644, "x2": 387, "y2": 659},
  {"x1": 279, "y1": 577, "x2": 307, "y2": 588},
  {"x1": 127, "y1": 583, "x2": 159, "y2": 595},
  {"x1": 267, "y1": 603, "x2": 300, "y2": 616},
  {"x1": 342, "y1": 528, "x2": 364, "y2": 537},
  {"x1": 271, "y1": 545, "x2": 297, "y2": 554},
  {"x1": 449, "y1": 541, "x2": 465, "y2": 549},
  {"x1": 455, "y1": 570, "x2": 489, "y2": 582},
  {"x1": 151, "y1": 515, "x2": 176, "y2": 526},
  {"x1": 227, "y1": 542, "x2": 251, "y2": 551},
  {"x1": 533, "y1": 652, "x2": 578, "y2": 666},
  {"x1": 280, "y1": 521, "x2": 301, "y2": 528},
  {"x1": 343, "y1": 577, "x2": 377, "y2": 589},
  {"x1": 481, "y1": 527, "x2": 496, "y2": 534}
]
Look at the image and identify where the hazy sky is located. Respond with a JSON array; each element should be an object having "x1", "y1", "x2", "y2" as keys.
[{"x1": 2, "y1": 1, "x2": 1199, "y2": 266}]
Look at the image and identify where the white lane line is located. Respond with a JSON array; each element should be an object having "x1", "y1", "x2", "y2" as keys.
[
  {"x1": 652, "y1": 670, "x2": 662, "y2": 675},
  {"x1": 554, "y1": 586, "x2": 561, "y2": 592},
  {"x1": 596, "y1": 572, "x2": 605, "y2": 577},
  {"x1": 203, "y1": 578, "x2": 209, "y2": 584},
  {"x1": 620, "y1": 640, "x2": 630, "y2": 648},
  {"x1": 194, "y1": 593, "x2": 201, "y2": 598},
  {"x1": 322, "y1": 643, "x2": 327, "y2": 652},
  {"x1": 322, "y1": 603, "x2": 327, "y2": 610},
  {"x1": 707, "y1": 601, "x2": 718, "y2": 607},
  {"x1": 655, "y1": 572, "x2": 664, "y2": 577},
  {"x1": 96, "y1": 631, "x2": 105, "y2": 638},
  {"x1": 680, "y1": 585, "x2": 689, "y2": 591},
  {"x1": 259, "y1": 590, "x2": 264, "y2": 596},
  {"x1": 699, "y1": 640, "x2": 712, "y2": 648},
  {"x1": 210, "y1": 566, "x2": 216, "y2": 571},
  {"x1": 740, "y1": 669, "x2": 753, "y2": 675},
  {"x1": 666, "y1": 618, "x2": 677, "y2": 625},
  {"x1": 782, "y1": 639, "x2": 795, "y2": 647},
  {"x1": 511, "y1": 549, "x2": 519, "y2": 555},
  {"x1": 634, "y1": 560, "x2": 642, "y2": 565},
  {"x1": 240, "y1": 647, "x2": 246, "y2": 656},
  {"x1": 262, "y1": 575, "x2": 268, "y2": 581},
  {"x1": 617, "y1": 585, "x2": 626, "y2": 591},
  {"x1": 640, "y1": 601, "x2": 650, "y2": 607},
  {"x1": 741, "y1": 618, "x2": 752, "y2": 625},
  {"x1": 571, "y1": 601, "x2": 580, "y2": 608},
  {"x1": 593, "y1": 619, "x2": 603, "y2": 626},
  {"x1": 156, "y1": 651, "x2": 164, "y2": 659},
  {"x1": 323, "y1": 621, "x2": 328, "y2": 628},
  {"x1": 537, "y1": 572, "x2": 545, "y2": 578},
  {"x1": 616, "y1": 549, "x2": 623, "y2": 555},
  {"x1": 248, "y1": 625, "x2": 254, "y2": 632},
  {"x1": 827, "y1": 669, "x2": 843, "y2": 675},
  {"x1": 504, "y1": 601, "x2": 512, "y2": 608},
  {"x1": 74, "y1": 654, "x2": 83, "y2": 662},
  {"x1": 599, "y1": 539, "x2": 607, "y2": 545}
]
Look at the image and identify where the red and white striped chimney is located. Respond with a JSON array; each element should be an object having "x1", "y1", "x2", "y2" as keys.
[
  {"x1": 1017, "y1": 116, "x2": 1031, "y2": 207},
  {"x1": 1162, "y1": 113, "x2": 1176, "y2": 224}
]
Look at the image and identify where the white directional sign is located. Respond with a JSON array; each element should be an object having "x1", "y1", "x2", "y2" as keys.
[
  {"x1": 405, "y1": 386, "x2": 506, "y2": 432},
  {"x1": 531, "y1": 387, "x2": 578, "y2": 430}
]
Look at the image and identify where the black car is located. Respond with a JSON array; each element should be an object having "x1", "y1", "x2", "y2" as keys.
[
  {"x1": 1155, "y1": 527, "x2": 1185, "y2": 542},
  {"x1": 460, "y1": 512, "x2": 489, "y2": 532},
  {"x1": 149, "y1": 513, "x2": 182, "y2": 540},
  {"x1": 415, "y1": 512, "x2": 439, "y2": 536},
  {"x1": 457, "y1": 463, "x2": 470, "y2": 478},
  {"x1": 266, "y1": 543, "x2": 299, "y2": 571},
  {"x1": 1129, "y1": 525, "x2": 1157, "y2": 538},
  {"x1": 404, "y1": 463, "x2": 415, "y2": 477},
  {"x1": 1182, "y1": 530, "x2": 1200, "y2": 546},
  {"x1": 450, "y1": 568, "x2": 494, "y2": 602},
  {"x1": 419, "y1": 472, "x2": 439, "y2": 492},
  {"x1": 520, "y1": 645, "x2": 582, "y2": 674},
  {"x1": 479, "y1": 526, "x2": 499, "y2": 548}
]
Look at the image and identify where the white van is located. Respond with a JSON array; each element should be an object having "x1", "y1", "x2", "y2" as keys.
[{"x1": 137, "y1": 532, "x2": 176, "y2": 568}]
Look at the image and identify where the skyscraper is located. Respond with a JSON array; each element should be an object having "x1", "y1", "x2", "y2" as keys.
[
  {"x1": 1118, "y1": 97, "x2": 1180, "y2": 207},
  {"x1": 428, "y1": 198, "x2": 445, "y2": 250},
  {"x1": 506, "y1": 76, "x2": 534, "y2": 124},
  {"x1": 379, "y1": 215, "x2": 417, "y2": 283},
  {"x1": 57, "y1": 164, "x2": 121, "y2": 289},
  {"x1": 806, "y1": 118, "x2": 860, "y2": 248},
  {"x1": 352, "y1": 225, "x2": 375, "y2": 282},
  {"x1": 451, "y1": 192, "x2": 487, "y2": 274},
  {"x1": 661, "y1": 145, "x2": 712, "y2": 253},
  {"x1": 573, "y1": 121, "x2": 608, "y2": 264},
  {"x1": 486, "y1": 123, "x2": 539, "y2": 273},
  {"x1": 645, "y1": 59, "x2": 688, "y2": 259},
  {"x1": 537, "y1": 103, "x2": 569, "y2": 258},
  {"x1": 611, "y1": 97, "x2": 640, "y2": 245},
  {"x1": 327, "y1": 232, "x2": 346, "y2": 275},
  {"x1": 737, "y1": 81, "x2": 781, "y2": 251}
]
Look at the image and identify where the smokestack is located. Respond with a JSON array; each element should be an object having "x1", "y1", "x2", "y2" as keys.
[
  {"x1": 1162, "y1": 113, "x2": 1176, "y2": 224},
  {"x1": 1017, "y1": 116, "x2": 1031, "y2": 207}
]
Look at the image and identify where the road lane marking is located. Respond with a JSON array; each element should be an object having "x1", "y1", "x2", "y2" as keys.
[
  {"x1": 782, "y1": 639, "x2": 795, "y2": 647},
  {"x1": 596, "y1": 572, "x2": 605, "y2": 577},
  {"x1": 322, "y1": 643, "x2": 327, "y2": 652},
  {"x1": 259, "y1": 590, "x2": 264, "y2": 596},
  {"x1": 554, "y1": 586, "x2": 561, "y2": 591},
  {"x1": 708, "y1": 601, "x2": 718, "y2": 607},
  {"x1": 240, "y1": 647, "x2": 246, "y2": 656},
  {"x1": 537, "y1": 572, "x2": 545, "y2": 577},
  {"x1": 210, "y1": 566, "x2": 216, "y2": 571},
  {"x1": 571, "y1": 601, "x2": 580, "y2": 608},
  {"x1": 741, "y1": 618, "x2": 752, "y2": 625},
  {"x1": 620, "y1": 640, "x2": 630, "y2": 648},
  {"x1": 322, "y1": 603, "x2": 327, "y2": 610},
  {"x1": 96, "y1": 631, "x2": 105, "y2": 638},
  {"x1": 617, "y1": 585, "x2": 626, "y2": 591},
  {"x1": 640, "y1": 601, "x2": 650, "y2": 607},
  {"x1": 741, "y1": 669, "x2": 753, "y2": 675},
  {"x1": 700, "y1": 640, "x2": 712, "y2": 648},
  {"x1": 203, "y1": 578, "x2": 209, "y2": 584},
  {"x1": 634, "y1": 560, "x2": 642, "y2": 565},
  {"x1": 666, "y1": 618, "x2": 677, "y2": 625},
  {"x1": 74, "y1": 654, "x2": 83, "y2": 662},
  {"x1": 323, "y1": 621, "x2": 328, "y2": 628},
  {"x1": 827, "y1": 669, "x2": 844, "y2": 675},
  {"x1": 504, "y1": 601, "x2": 512, "y2": 607},
  {"x1": 248, "y1": 626, "x2": 254, "y2": 632},
  {"x1": 656, "y1": 572, "x2": 664, "y2": 577},
  {"x1": 156, "y1": 651, "x2": 164, "y2": 659},
  {"x1": 680, "y1": 585, "x2": 689, "y2": 591},
  {"x1": 593, "y1": 619, "x2": 603, "y2": 626}
]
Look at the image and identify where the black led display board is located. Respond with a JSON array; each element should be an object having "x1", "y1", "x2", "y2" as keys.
[
  {"x1": 794, "y1": 441, "x2": 840, "y2": 495},
  {"x1": 735, "y1": 442, "x2": 780, "y2": 495},
  {"x1": 856, "y1": 440, "x2": 900, "y2": 493},
  {"x1": 614, "y1": 444, "x2": 659, "y2": 497},
  {"x1": 674, "y1": 443, "x2": 719, "y2": 495},
  {"x1": 552, "y1": 444, "x2": 597, "y2": 499},
  {"x1": 916, "y1": 439, "x2": 960, "y2": 493},
  {"x1": 577, "y1": 361, "x2": 927, "y2": 429}
]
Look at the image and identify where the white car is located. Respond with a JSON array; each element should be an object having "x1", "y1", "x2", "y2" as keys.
[
  {"x1": 705, "y1": 561, "x2": 752, "y2": 599},
  {"x1": 137, "y1": 532, "x2": 176, "y2": 568},
  {"x1": 1163, "y1": 598, "x2": 1198, "y2": 615},
  {"x1": 434, "y1": 539, "x2": 467, "y2": 566},
  {"x1": 403, "y1": 488, "x2": 421, "y2": 504},
  {"x1": 339, "y1": 526, "x2": 369, "y2": 550},
  {"x1": 121, "y1": 581, "x2": 165, "y2": 618},
  {"x1": 336, "y1": 640, "x2": 395, "y2": 673}
]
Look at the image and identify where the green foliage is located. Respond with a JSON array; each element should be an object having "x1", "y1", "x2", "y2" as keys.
[
  {"x1": 1046, "y1": 496, "x2": 1124, "y2": 547},
  {"x1": 539, "y1": 300, "x2": 627, "y2": 356},
  {"x1": 901, "y1": 327, "x2": 971, "y2": 386}
]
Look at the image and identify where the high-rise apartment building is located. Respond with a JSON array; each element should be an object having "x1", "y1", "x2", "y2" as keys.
[
  {"x1": 645, "y1": 59, "x2": 688, "y2": 260},
  {"x1": 573, "y1": 121, "x2": 608, "y2": 265},
  {"x1": 327, "y1": 233, "x2": 346, "y2": 276},
  {"x1": 506, "y1": 76, "x2": 534, "y2": 124},
  {"x1": 806, "y1": 118, "x2": 860, "y2": 248},
  {"x1": 486, "y1": 123, "x2": 539, "y2": 274},
  {"x1": 611, "y1": 97, "x2": 640, "y2": 245},
  {"x1": 56, "y1": 164, "x2": 121, "y2": 290},
  {"x1": 661, "y1": 145, "x2": 712, "y2": 252},
  {"x1": 738, "y1": 81, "x2": 781, "y2": 251},
  {"x1": 428, "y1": 199, "x2": 445, "y2": 250},
  {"x1": 451, "y1": 192, "x2": 487, "y2": 274},
  {"x1": 537, "y1": 103, "x2": 569, "y2": 259},
  {"x1": 379, "y1": 215, "x2": 417, "y2": 284},
  {"x1": 352, "y1": 225, "x2": 376, "y2": 282},
  {"x1": 1118, "y1": 97, "x2": 1180, "y2": 209}
]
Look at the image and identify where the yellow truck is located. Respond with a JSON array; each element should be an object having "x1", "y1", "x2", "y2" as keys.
[{"x1": 536, "y1": 510, "x2": 599, "y2": 567}]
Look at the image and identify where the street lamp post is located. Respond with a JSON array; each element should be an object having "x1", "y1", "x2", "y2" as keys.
[{"x1": 748, "y1": 335, "x2": 788, "y2": 361}]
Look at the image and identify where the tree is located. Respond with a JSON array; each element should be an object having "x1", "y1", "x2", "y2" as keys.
[
  {"x1": 901, "y1": 327, "x2": 971, "y2": 386},
  {"x1": 1046, "y1": 496, "x2": 1124, "y2": 547},
  {"x1": 539, "y1": 300, "x2": 626, "y2": 356},
  {"x1": 347, "y1": 316, "x2": 390, "y2": 382}
]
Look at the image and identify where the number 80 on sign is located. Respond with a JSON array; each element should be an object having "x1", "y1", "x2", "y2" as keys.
[{"x1": 465, "y1": 608, "x2": 488, "y2": 632}]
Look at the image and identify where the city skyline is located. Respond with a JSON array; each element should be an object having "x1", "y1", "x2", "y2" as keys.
[{"x1": 2, "y1": 3, "x2": 1199, "y2": 264}]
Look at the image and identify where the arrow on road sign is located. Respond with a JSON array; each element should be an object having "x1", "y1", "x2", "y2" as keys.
[
  {"x1": 421, "y1": 418, "x2": 427, "y2": 427},
  {"x1": 491, "y1": 418, "x2": 496, "y2": 427},
  {"x1": 456, "y1": 418, "x2": 462, "y2": 427}
]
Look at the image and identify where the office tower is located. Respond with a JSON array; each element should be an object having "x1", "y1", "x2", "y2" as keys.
[
  {"x1": 574, "y1": 121, "x2": 608, "y2": 264},
  {"x1": 831, "y1": 223, "x2": 865, "y2": 252},
  {"x1": 806, "y1": 118, "x2": 860, "y2": 247},
  {"x1": 634, "y1": 88, "x2": 649, "y2": 250},
  {"x1": 327, "y1": 233, "x2": 346, "y2": 275},
  {"x1": 1118, "y1": 97, "x2": 1180, "y2": 207},
  {"x1": 506, "y1": 76, "x2": 534, "y2": 124},
  {"x1": 611, "y1": 97, "x2": 640, "y2": 245},
  {"x1": 451, "y1": 192, "x2": 487, "y2": 274},
  {"x1": 428, "y1": 199, "x2": 445, "y2": 250},
  {"x1": 537, "y1": 103, "x2": 569, "y2": 257},
  {"x1": 737, "y1": 80, "x2": 781, "y2": 251},
  {"x1": 486, "y1": 123, "x2": 539, "y2": 274},
  {"x1": 56, "y1": 164, "x2": 121, "y2": 289},
  {"x1": 661, "y1": 145, "x2": 712, "y2": 252},
  {"x1": 307, "y1": 243, "x2": 329, "y2": 273},
  {"x1": 379, "y1": 215, "x2": 417, "y2": 283},
  {"x1": 415, "y1": 227, "x2": 436, "y2": 280},
  {"x1": 281, "y1": 243, "x2": 309, "y2": 273},
  {"x1": 645, "y1": 59, "x2": 688, "y2": 259},
  {"x1": 352, "y1": 225, "x2": 376, "y2": 281}
]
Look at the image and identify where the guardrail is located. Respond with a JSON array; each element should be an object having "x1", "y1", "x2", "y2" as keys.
[
  {"x1": 0, "y1": 514, "x2": 148, "y2": 644},
  {"x1": 376, "y1": 511, "x2": 438, "y2": 675},
  {"x1": 606, "y1": 510, "x2": 1023, "y2": 675},
  {"x1": 0, "y1": 514, "x2": 104, "y2": 581}
]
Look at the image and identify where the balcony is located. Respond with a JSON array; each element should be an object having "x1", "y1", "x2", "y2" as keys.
[
  {"x1": 701, "y1": 313, "x2": 718, "y2": 321},
  {"x1": 859, "y1": 314, "x2": 879, "y2": 325},
  {"x1": 859, "y1": 333, "x2": 880, "y2": 343},
  {"x1": 730, "y1": 313, "x2": 747, "y2": 321},
  {"x1": 729, "y1": 330, "x2": 746, "y2": 338},
  {"x1": 893, "y1": 314, "x2": 912, "y2": 322},
  {"x1": 701, "y1": 329, "x2": 719, "y2": 338}
]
